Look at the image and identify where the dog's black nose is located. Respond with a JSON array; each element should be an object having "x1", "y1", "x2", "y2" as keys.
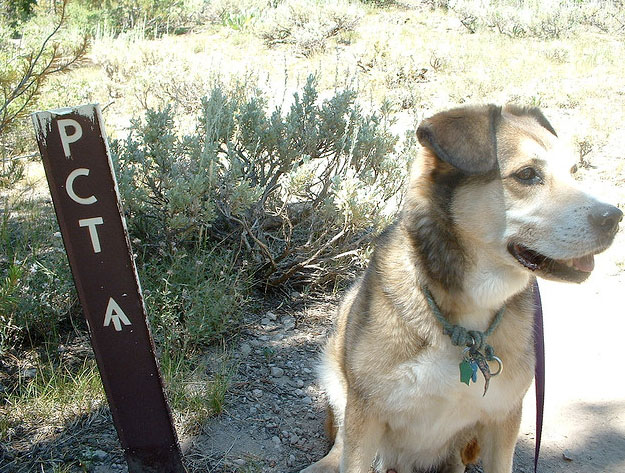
[{"x1": 589, "y1": 203, "x2": 623, "y2": 235}]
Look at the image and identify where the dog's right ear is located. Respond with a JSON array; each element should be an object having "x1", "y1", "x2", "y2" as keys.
[{"x1": 416, "y1": 105, "x2": 501, "y2": 175}]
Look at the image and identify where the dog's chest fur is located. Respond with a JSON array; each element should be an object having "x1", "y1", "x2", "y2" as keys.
[
  {"x1": 382, "y1": 341, "x2": 529, "y2": 443},
  {"x1": 359, "y1": 318, "x2": 534, "y2": 469}
]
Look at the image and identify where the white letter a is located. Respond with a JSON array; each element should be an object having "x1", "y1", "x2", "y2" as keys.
[{"x1": 103, "y1": 297, "x2": 132, "y2": 331}]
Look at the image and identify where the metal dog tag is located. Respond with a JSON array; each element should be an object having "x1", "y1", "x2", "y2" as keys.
[
  {"x1": 460, "y1": 348, "x2": 495, "y2": 395},
  {"x1": 459, "y1": 360, "x2": 474, "y2": 386}
]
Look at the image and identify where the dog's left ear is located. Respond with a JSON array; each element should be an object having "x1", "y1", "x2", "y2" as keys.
[{"x1": 416, "y1": 104, "x2": 501, "y2": 175}]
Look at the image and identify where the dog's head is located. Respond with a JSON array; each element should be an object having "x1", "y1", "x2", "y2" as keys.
[{"x1": 408, "y1": 104, "x2": 621, "y2": 290}]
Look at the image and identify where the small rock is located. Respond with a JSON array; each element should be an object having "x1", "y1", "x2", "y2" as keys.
[
  {"x1": 93, "y1": 450, "x2": 107, "y2": 461},
  {"x1": 281, "y1": 316, "x2": 296, "y2": 331},
  {"x1": 253, "y1": 389, "x2": 263, "y2": 397},
  {"x1": 293, "y1": 379, "x2": 305, "y2": 389},
  {"x1": 287, "y1": 454, "x2": 296, "y2": 467},
  {"x1": 233, "y1": 458, "x2": 246, "y2": 467},
  {"x1": 295, "y1": 389, "x2": 304, "y2": 397},
  {"x1": 267, "y1": 311, "x2": 278, "y2": 321},
  {"x1": 261, "y1": 317, "x2": 271, "y2": 325},
  {"x1": 290, "y1": 433, "x2": 300, "y2": 445},
  {"x1": 271, "y1": 367, "x2": 284, "y2": 378},
  {"x1": 240, "y1": 343, "x2": 252, "y2": 357},
  {"x1": 563, "y1": 449, "x2": 574, "y2": 462},
  {"x1": 22, "y1": 368, "x2": 37, "y2": 379},
  {"x1": 272, "y1": 436, "x2": 281, "y2": 445},
  {"x1": 302, "y1": 396, "x2": 313, "y2": 405}
]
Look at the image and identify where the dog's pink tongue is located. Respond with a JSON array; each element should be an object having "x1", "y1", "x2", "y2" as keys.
[{"x1": 572, "y1": 254, "x2": 595, "y2": 272}]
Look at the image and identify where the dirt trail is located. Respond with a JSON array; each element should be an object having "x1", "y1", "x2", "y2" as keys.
[{"x1": 516, "y1": 245, "x2": 625, "y2": 473}]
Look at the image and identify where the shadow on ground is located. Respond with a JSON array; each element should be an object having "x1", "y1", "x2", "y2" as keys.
[
  {"x1": 0, "y1": 406, "x2": 124, "y2": 473},
  {"x1": 512, "y1": 401, "x2": 625, "y2": 473}
]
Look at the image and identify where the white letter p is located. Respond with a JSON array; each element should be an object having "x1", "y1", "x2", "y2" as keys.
[{"x1": 58, "y1": 119, "x2": 83, "y2": 159}]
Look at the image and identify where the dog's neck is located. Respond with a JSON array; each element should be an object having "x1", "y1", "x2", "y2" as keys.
[
  {"x1": 427, "y1": 256, "x2": 530, "y2": 331},
  {"x1": 461, "y1": 252, "x2": 531, "y2": 310}
]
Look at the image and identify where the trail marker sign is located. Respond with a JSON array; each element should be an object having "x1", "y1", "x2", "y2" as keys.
[{"x1": 32, "y1": 105, "x2": 185, "y2": 473}]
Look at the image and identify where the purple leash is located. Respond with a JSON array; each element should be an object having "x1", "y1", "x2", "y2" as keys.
[{"x1": 532, "y1": 279, "x2": 545, "y2": 473}]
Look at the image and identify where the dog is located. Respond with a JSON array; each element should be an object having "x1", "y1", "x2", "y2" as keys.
[{"x1": 301, "y1": 104, "x2": 622, "y2": 473}]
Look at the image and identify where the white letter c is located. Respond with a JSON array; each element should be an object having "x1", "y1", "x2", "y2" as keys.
[{"x1": 66, "y1": 168, "x2": 97, "y2": 205}]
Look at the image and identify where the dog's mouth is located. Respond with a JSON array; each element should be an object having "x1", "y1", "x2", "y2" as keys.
[{"x1": 507, "y1": 242, "x2": 596, "y2": 283}]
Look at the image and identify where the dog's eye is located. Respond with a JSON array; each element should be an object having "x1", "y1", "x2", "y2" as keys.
[{"x1": 514, "y1": 167, "x2": 542, "y2": 184}]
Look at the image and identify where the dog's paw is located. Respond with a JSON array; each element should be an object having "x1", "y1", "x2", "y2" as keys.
[
  {"x1": 299, "y1": 457, "x2": 340, "y2": 473},
  {"x1": 299, "y1": 464, "x2": 339, "y2": 473}
]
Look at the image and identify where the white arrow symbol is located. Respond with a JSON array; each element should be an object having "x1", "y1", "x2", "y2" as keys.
[{"x1": 103, "y1": 297, "x2": 132, "y2": 331}]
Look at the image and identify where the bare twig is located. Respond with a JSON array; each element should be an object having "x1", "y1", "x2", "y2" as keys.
[
  {"x1": 2, "y1": 152, "x2": 38, "y2": 163},
  {"x1": 268, "y1": 220, "x2": 349, "y2": 286}
]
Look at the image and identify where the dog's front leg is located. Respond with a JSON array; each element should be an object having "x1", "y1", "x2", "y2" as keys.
[
  {"x1": 478, "y1": 405, "x2": 522, "y2": 473},
  {"x1": 341, "y1": 392, "x2": 383, "y2": 473}
]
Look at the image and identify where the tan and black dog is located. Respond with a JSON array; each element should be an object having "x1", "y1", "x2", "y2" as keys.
[{"x1": 301, "y1": 105, "x2": 622, "y2": 473}]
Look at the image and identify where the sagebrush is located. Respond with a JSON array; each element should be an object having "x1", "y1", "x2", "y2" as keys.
[{"x1": 114, "y1": 75, "x2": 415, "y2": 288}]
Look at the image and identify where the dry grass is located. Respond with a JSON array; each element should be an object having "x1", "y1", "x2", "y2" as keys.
[
  {"x1": 66, "y1": 2, "x2": 625, "y2": 163},
  {"x1": 0, "y1": 346, "x2": 111, "y2": 472}
]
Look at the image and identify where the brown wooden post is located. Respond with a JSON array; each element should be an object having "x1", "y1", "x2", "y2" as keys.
[{"x1": 32, "y1": 104, "x2": 186, "y2": 473}]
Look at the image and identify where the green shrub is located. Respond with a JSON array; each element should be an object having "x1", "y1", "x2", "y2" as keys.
[
  {"x1": 0, "y1": 2, "x2": 87, "y2": 162},
  {"x1": 0, "y1": 170, "x2": 247, "y2": 357},
  {"x1": 258, "y1": 0, "x2": 364, "y2": 56},
  {"x1": 113, "y1": 75, "x2": 413, "y2": 288},
  {"x1": 442, "y1": 0, "x2": 625, "y2": 39},
  {"x1": 69, "y1": 0, "x2": 207, "y2": 38},
  {"x1": 0, "y1": 200, "x2": 78, "y2": 354},
  {"x1": 139, "y1": 246, "x2": 250, "y2": 354},
  {"x1": 0, "y1": 178, "x2": 247, "y2": 356},
  {"x1": 112, "y1": 105, "x2": 218, "y2": 249},
  {"x1": 1, "y1": 0, "x2": 36, "y2": 33},
  {"x1": 110, "y1": 106, "x2": 253, "y2": 355}
]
